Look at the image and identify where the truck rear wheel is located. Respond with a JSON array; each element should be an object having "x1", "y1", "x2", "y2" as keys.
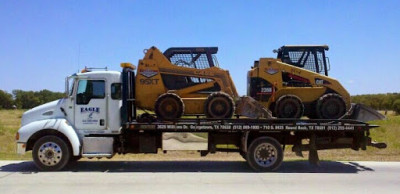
[
  {"x1": 274, "y1": 95, "x2": 304, "y2": 118},
  {"x1": 316, "y1": 93, "x2": 346, "y2": 119},
  {"x1": 155, "y1": 93, "x2": 184, "y2": 120},
  {"x1": 204, "y1": 92, "x2": 235, "y2": 119},
  {"x1": 32, "y1": 135, "x2": 71, "y2": 171},
  {"x1": 246, "y1": 136, "x2": 283, "y2": 172}
]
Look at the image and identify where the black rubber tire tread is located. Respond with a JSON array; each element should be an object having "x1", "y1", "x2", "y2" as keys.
[
  {"x1": 316, "y1": 93, "x2": 346, "y2": 119},
  {"x1": 155, "y1": 93, "x2": 184, "y2": 120},
  {"x1": 137, "y1": 113, "x2": 157, "y2": 123},
  {"x1": 32, "y1": 135, "x2": 71, "y2": 171},
  {"x1": 204, "y1": 92, "x2": 235, "y2": 119},
  {"x1": 246, "y1": 136, "x2": 283, "y2": 172},
  {"x1": 274, "y1": 95, "x2": 304, "y2": 118}
]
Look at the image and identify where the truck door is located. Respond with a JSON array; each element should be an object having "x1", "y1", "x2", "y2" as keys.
[{"x1": 74, "y1": 79, "x2": 107, "y2": 130}]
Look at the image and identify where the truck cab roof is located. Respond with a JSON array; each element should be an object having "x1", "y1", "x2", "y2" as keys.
[{"x1": 71, "y1": 70, "x2": 121, "y2": 81}]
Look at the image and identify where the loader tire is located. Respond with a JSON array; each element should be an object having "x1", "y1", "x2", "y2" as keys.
[
  {"x1": 155, "y1": 93, "x2": 184, "y2": 120},
  {"x1": 316, "y1": 93, "x2": 346, "y2": 119},
  {"x1": 204, "y1": 92, "x2": 235, "y2": 119},
  {"x1": 274, "y1": 95, "x2": 304, "y2": 118}
]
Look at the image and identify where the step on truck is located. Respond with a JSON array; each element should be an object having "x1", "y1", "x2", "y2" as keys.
[{"x1": 16, "y1": 64, "x2": 386, "y2": 172}]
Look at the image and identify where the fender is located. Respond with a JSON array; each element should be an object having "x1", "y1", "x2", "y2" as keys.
[{"x1": 18, "y1": 119, "x2": 81, "y2": 156}]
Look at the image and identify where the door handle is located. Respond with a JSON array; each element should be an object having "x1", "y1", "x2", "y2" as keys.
[{"x1": 100, "y1": 119, "x2": 105, "y2": 126}]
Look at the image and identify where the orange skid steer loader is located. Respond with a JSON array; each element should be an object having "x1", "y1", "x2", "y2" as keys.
[{"x1": 134, "y1": 46, "x2": 270, "y2": 120}]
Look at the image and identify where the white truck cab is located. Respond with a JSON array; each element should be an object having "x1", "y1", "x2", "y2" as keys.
[{"x1": 16, "y1": 68, "x2": 126, "y2": 170}]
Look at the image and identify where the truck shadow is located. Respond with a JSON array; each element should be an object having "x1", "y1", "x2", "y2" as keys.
[{"x1": 0, "y1": 160, "x2": 374, "y2": 173}]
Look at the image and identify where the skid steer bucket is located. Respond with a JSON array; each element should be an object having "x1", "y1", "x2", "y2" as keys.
[
  {"x1": 346, "y1": 103, "x2": 386, "y2": 122},
  {"x1": 236, "y1": 96, "x2": 274, "y2": 118}
]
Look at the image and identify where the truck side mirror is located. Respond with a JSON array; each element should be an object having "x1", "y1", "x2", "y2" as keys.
[{"x1": 65, "y1": 77, "x2": 70, "y2": 97}]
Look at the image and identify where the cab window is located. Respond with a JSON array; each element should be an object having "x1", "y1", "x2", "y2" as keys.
[
  {"x1": 111, "y1": 83, "x2": 121, "y2": 99},
  {"x1": 76, "y1": 80, "x2": 105, "y2": 105}
]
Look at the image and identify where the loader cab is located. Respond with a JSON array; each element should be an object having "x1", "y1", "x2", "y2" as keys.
[
  {"x1": 163, "y1": 47, "x2": 219, "y2": 69},
  {"x1": 275, "y1": 45, "x2": 330, "y2": 76}
]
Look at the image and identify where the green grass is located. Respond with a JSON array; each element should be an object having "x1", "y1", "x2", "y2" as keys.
[
  {"x1": 0, "y1": 109, "x2": 399, "y2": 161},
  {"x1": 0, "y1": 109, "x2": 31, "y2": 160},
  {"x1": 370, "y1": 115, "x2": 400, "y2": 150},
  {"x1": 284, "y1": 113, "x2": 400, "y2": 161}
]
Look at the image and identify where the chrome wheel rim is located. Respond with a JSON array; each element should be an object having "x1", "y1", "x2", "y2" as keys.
[
  {"x1": 38, "y1": 142, "x2": 62, "y2": 166},
  {"x1": 253, "y1": 143, "x2": 277, "y2": 168}
]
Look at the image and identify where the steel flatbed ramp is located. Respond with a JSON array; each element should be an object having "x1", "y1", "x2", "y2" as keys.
[{"x1": 125, "y1": 118, "x2": 376, "y2": 132}]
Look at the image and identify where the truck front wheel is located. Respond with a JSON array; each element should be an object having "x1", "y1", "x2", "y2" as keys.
[
  {"x1": 246, "y1": 136, "x2": 283, "y2": 172},
  {"x1": 32, "y1": 135, "x2": 71, "y2": 171}
]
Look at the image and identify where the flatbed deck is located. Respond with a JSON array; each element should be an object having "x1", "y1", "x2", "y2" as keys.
[{"x1": 125, "y1": 118, "x2": 378, "y2": 132}]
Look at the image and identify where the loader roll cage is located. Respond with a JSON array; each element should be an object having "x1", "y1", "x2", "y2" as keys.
[
  {"x1": 163, "y1": 47, "x2": 220, "y2": 69},
  {"x1": 276, "y1": 45, "x2": 330, "y2": 76}
]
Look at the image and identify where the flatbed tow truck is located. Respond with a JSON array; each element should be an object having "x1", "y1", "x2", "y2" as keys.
[{"x1": 16, "y1": 65, "x2": 386, "y2": 172}]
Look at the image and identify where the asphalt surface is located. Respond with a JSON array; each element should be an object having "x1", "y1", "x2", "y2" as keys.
[{"x1": 0, "y1": 160, "x2": 399, "y2": 194}]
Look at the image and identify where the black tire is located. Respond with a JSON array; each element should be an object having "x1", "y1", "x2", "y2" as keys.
[
  {"x1": 274, "y1": 95, "x2": 304, "y2": 118},
  {"x1": 316, "y1": 93, "x2": 346, "y2": 119},
  {"x1": 137, "y1": 113, "x2": 157, "y2": 123},
  {"x1": 155, "y1": 93, "x2": 184, "y2": 120},
  {"x1": 246, "y1": 136, "x2": 283, "y2": 172},
  {"x1": 204, "y1": 92, "x2": 235, "y2": 119},
  {"x1": 32, "y1": 135, "x2": 71, "y2": 171}
]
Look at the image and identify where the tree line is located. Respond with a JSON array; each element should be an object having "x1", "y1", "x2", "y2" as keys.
[
  {"x1": 351, "y1": 93, "x2": 400, "y2": 114},
  {"x1": 1, "y1": 89, "x2": 400, "y2": 114},
  {"x1": 0, "y1": 90, "x2": 65, "y2": 109}
]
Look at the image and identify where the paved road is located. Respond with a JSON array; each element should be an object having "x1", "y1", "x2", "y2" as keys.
[{"x1": 0, "y1": 160, "x2": 399, "y2": 194}]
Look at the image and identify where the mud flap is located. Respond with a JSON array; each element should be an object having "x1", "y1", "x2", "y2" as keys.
[
  {"x1": 308, "y1": 134, "x2": 320, "y2": 166},
  {"x1": 292, "y1": 135, "x2": 320, "y2": 166},
  {"x1": 236, "y1": 96, "x2": 273, "y2": 118},
  {"x1": 346, "y1": 103, "x2": 386, "y2": 122}
]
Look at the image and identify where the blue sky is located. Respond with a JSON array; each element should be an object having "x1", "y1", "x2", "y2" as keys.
[{"x1": 0, "y1": 0, "x2": 399, "y2": 95}]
